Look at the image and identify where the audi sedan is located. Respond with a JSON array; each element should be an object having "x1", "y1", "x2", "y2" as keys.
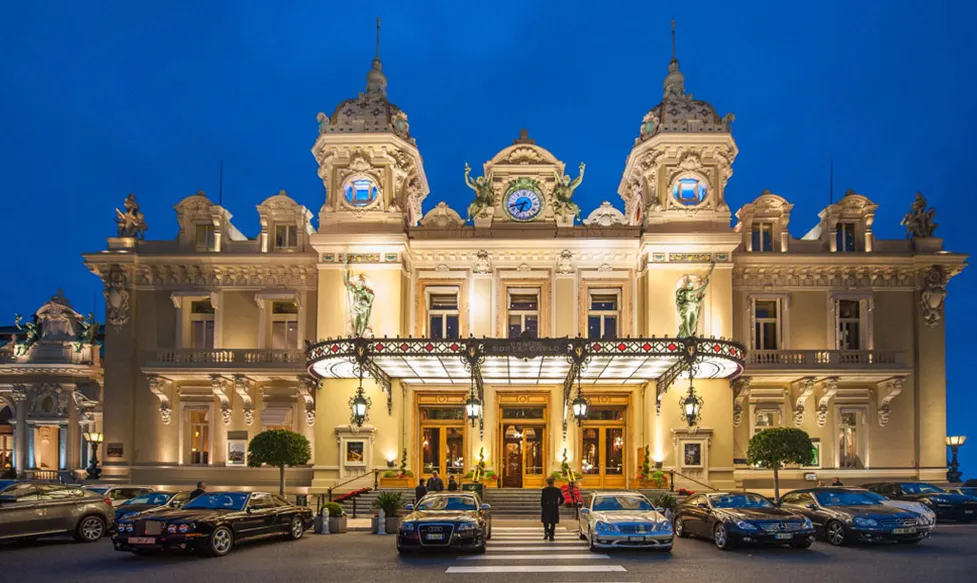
[
  {"x1": 674, "y1": 492, "x2": 815, "y2": 551},
  {"x1": 862, "y1": 482, "x2": 977, "y2": 523},
  {"x1": 113, "y1": 491, "x2": 314, "y2": 557},
  {"x1": 396, "y1": 492, "x2": 492, "y2": 554},
  {"x1": 781, "y1": 488, "x2": 930, "y2": 545},
  {"x1": 577, "y1": 491, "x2": 673, "y2": 552}
]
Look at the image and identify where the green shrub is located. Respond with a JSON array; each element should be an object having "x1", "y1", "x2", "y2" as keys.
[
  {"x1": 374, "y1": 491, "x2": 405, "y2": 516},
  {"x1": 324, "y1": 502, "x2": 344, "y2": 517}
]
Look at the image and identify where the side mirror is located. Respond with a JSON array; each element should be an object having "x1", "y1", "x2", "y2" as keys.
[
  {"x1": 405, "y1": 504, "x2": 414, "y2": 512},
  {"x1": 580, "y1": 508, "x2": 590, "y2": 515},
  {"x1": 696, "y1": 502, "x2": 709, "y2": 509},
  {"x1": 246, "y1": 506, "x2": 255, "y2": 514},
  {"x1": 655, "y1": 507, "x2": 666, "y2": 514},
  {"x1": 481, "y1": 503, "x2": 491, "y2": 511}
]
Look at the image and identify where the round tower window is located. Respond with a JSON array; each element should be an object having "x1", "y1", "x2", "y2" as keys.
[
  {"x1": 672, "y1": 177, "x2": 708, "y2": 206},
  {"x1": 344, "y1": 178, "x2": 379, "y2": 207}
]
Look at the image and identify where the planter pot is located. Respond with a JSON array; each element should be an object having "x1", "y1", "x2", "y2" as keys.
[
  {"x1": 636, "y1": 479, "x2": 669, "y2": 490},
  {"x1": 379, "y1": 477, "x2": 413, "y2": 488},
  {"x1": 481, "y1": 478, "x2": 499, "y2": 488},
  {"x1": 328, "y1": 516, "x2": 348, "y2": 533},
  {"x1": 371, "y1": 516, "x2": 402, "y2": 534}
]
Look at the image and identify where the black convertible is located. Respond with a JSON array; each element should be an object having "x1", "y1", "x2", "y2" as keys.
[
  {"x1": 861, "y1": 482, "x2": 977, "y2": 523},
  {"x1": 112, "y1": 491, "x2": 314, "y2": 557},
  {"x1": 396, "y1": 492, "x2": 492, "y2": 554},
  {"x1": 781, "y1": 488, "x2": 930, "y2": 546},
  {"x1": 674, "y1": 492, "x2": 815, "y2": 550}
]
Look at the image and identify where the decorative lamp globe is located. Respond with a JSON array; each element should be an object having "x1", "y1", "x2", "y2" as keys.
[
  {"x1": 465, "y1": 394, "x2": 482, "y2": 423},
  {"x1": 682, "y1": 389, "x2": 702, "y2": 427},
  {"x1": 350, "y1": 388, "x2": 370, "y2": 426},
  {"x1": 572, "y1": 394, "x2": 589, "y2": 421}
]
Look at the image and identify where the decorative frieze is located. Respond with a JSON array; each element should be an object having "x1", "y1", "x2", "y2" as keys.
[
  {"x1": 731, "y1": 376, "x2": 751, "y2": 427},
  {"x1": 920, "y1": 265, "x2": 948, "y2": 327},
  {"x1": 298, "y1": 376, "x2": 318, "y2": 426}
]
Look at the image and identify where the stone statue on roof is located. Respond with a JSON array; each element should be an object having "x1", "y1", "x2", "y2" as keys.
[
  {"x1": 344, "y1": 257, "x2": 375, "y2": 337},
  {"x1": 900, "y1": 192, "x2": 937, "y2": 240},
  {"x1": 464, "y1": 163, "x2": 495, "y2": 221},
  {"x1": 115, "y1": 193, "x2": 147, "y2": 239},
  {"x1": 13, "y1": 314, "x2": 40, "y2": 356},
  {"x1": 552, "y1": 163, "x2": 585, "y2": 221}
]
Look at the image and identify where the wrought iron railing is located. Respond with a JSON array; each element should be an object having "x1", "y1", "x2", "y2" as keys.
[{"x1": 746, "y1": 349, "x2": 905, "y2": 368}]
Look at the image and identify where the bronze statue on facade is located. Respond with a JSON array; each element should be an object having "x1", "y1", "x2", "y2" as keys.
[
  {"x1": 13, "y1": 314, "x2": 40, "y2": 356},
  {"x1": 900, "y1": 192, "x2": 937, "y2": 240},
  {"x1": 344, "y1": 257, "x2": 375, "y2": 337},
  {"x1": 676, "y1": 263, "x2": 715, "y2": 338},
  {"x1": 115, "y1": 193, "x2": 147, "y2": 239},
  {"x1": 464, "y1": 163, "x2": 495, "y2": 221},
  {"x1": 552, "y1": 162, "x2": 586, "y2": 220}
]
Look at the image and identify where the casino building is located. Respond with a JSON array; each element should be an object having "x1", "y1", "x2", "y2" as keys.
[{"x1": 80, "y1": 35, "x2": 965, "y2": 494}]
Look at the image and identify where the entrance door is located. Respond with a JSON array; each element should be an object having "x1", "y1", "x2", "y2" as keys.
[
  {"x1": 420, "y1": 419, "x2": 466, "y2": 480},
  {"x1": 501, "y1": 424, "x2": 545, "y2": 488},
  {"x1": 579, "y1": 405, "x2": 627, "y2": 489}
]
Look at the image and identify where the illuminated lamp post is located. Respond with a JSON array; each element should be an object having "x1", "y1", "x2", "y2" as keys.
[
  {"x1": 83, "y1": 431, "x2": 103, "y2": 480},
  {"x1": 946, "y1": 435, "x2": 967, "y2": 483}
]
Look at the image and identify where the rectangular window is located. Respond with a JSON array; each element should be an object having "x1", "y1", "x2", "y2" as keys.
[
  {"x1": 587, "y1": 290, "x2": 620, "y2": 340},
  {"x1": 188, "y1": 410, "x2": 210, "y2": 465},
  {"x1": 753, "y1": 409, "x2": 779, "y2": 436},
  {"x1": 751, "y1": 222, "x2": 774, "y2": 252},
  {"x1": 753, "y1": 299, "x2": 779, "y2": 350},
  {"x1": 190, "y1": 300, "x2": 215, "y2": 349},
  {"x1": 838, "y1": 300, "x2": 861, "y2": 350},
  {"x1": 273, "y1": 225, "x2": 298, "y2": 250},
  {"x1": 428, "y1": 293, "x2": 459, "y2": 340},
  {"x1": 194, "y1": 224, "x2": 216, "y2": 252},
  {"x1": 507, "y1": 290, "x2": 539, "y2": 339},
  {"x1": 271, "y1": 301, "x2": 299, "y2": 349},
  {"x1": 836, "y1": 222, "x2": 856, "y2": 252},
  {"x1": 838, "y1": 411, "x2": 859, "y2": 469}
]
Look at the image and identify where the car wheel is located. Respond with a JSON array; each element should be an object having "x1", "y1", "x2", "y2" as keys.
[
  {"x1": 825, "y1": 520, "x2": 847, "y2": 546},
  {"x1": 790, "y1": 539, "x2": 812, "y2": 549},
  {"x1": 486, "y1": 523, "x2": 492, "y2": 540},
  {"x1": 674, "y1": 518, "x2": 689, "y2": 538},
  {"x1": 207, "y1": 526, "x2": 234, "y2": 557},
  {"x1": 713, "y1": 523, "x2": 733, "y2": 551},
  {"x1": 474, "y1": 537, "x2": 487, "y2": 554},
  {"x1": 288, "y1": 516, "x2": 305, "y2": 540},
  {"x1": 588, "y1": 527, "x2": 597, "y2": 551},
  {"x1": 74, "y1": 515, "x2": 106, "y2": 543}
]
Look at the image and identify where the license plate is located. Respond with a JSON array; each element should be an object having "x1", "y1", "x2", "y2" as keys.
[
  {"x1": 892, "y1": 528, "x2": 916, "y2": 535},
  {"x1": 128, "y1": 537, "x2": 156, "y2": 545},
  {"x1": 425, "y1": 534, "x2": 444, "y2": 541},
  {"x1": 775, "y1": 533, "x2": 792, "y2": 540},
  {"x1": 628, "y1": 536, "x2": 645, "y2": 542},
  {"x1": 965, "y1": 510, "x2": 974, "y2": 515}
]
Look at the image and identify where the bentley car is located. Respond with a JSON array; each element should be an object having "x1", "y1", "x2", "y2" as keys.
[
  {"x1": 396, "y1": 492, "x2": 492, "y2": 554},
  {"x1": 781, "y1": 488, "x2": 930, "y2": 545},
  {"x1": 674, "y1": 492, "x2": 815, "y2": 551},
  {"x1": 577, "y1": 491, "x2": 672, "y2": 551},
  {"x1": 861, "y1": 482, "x2": 977, "y2": 522},
  {"x1": 112, "y1": 491, "x2": 314, "y2": 557},
  {"x1": 114, "y1": 491, "x2": 191, "y2": 522}
]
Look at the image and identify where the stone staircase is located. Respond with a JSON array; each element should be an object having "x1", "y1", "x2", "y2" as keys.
[{"x1": 335, "y1": 488, "x2": 414, "y2": 518}]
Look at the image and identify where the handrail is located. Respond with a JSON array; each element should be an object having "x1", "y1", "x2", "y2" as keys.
[
  {"x1": 327, "y1": 469, "x2": 380, "y2": 502},
  {"x1": 669, "y1": 469, "x2": 719, "y2": 492}
]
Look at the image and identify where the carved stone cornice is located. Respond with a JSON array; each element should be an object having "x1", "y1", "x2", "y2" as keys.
[
  {"x1": 876, "y1": 377, "x2": 905, "y2": 427},
  {"x1": 793, "y1": 377, "x2": 816, "y2": 427},
  {"x1": 111, "y1": 262, "x2": 319, "y2": 291},
  {"x1": 146, "y1": 374, "x2": 172, "y2": 424},
  {"x1": 210, "y1": 375, "x2": 231, "y2": 426}
]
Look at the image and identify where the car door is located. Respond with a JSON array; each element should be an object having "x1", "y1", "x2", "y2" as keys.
[
  {"x1": 34, "y1": 483, "x2": 86, "y2": 533},
  {"x1": 682, "y1": 495, "x2": 707, "y2": 536},
  {"x1": 239, "y1": 493, "x2": 276, "y2": 538},
  {"x1": 271, "y1": 495, "x2": 295, "y2": 533},
  {"x1": 783, "y1": 493, "x2": 822, "y2": 528},
  {"x1": 0, "y1": 483, "x2": 41, "y2": 538},
  {"x1": 578, "y1": 494, "x2": 593, "y2": 535}
]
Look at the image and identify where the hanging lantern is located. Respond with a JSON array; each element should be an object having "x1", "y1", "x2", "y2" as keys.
[
  {"x1": 465, "y1": 393, "x2": 482, "y2": 425},
  {"x1": 681, "y1": 381, "x2": 703, "y2": 428},
  {"x1": 572, "y1": 368, "x2": 589, "y2": 422},
  {"x1": 349, "y1": 385, "x2": 371, "y2": 426}
]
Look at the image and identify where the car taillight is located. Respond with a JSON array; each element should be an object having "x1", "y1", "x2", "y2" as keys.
[{"x1": 104, "y1": 498, "x2": 113, "y2": 506}]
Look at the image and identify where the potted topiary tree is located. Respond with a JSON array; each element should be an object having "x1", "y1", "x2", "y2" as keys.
[
  {"x1": 747, "y1": 427, "x2": 815, "y2": 503},
  {"x1": 247, "y1": 429, "x2": 312, "y2": 496},
  {"x1": 325, "y1": 502, "x2": 347, "y2": 533},
  {"x1": 372, "y1": 491, "x2": 405, "y2": 534},
  {"x1": 380, "y1": 448, "x2": 414, "y2": 487}
]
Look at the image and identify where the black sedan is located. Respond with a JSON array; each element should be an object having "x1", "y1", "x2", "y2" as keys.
[
  {"x1": 396, "y1": 492, "x2": 492, "y2": 554},
  {"x1": 781, "y1": 488, "x2": 929, "y2": 546},
  {"x1": 114, "y1": 491, "x2": 191, "y2": 522},
  {"x1": 674, "y1": 492, "x2": 815, "y2": 551},
  {"x1": 112, "y1": 491, "x2": 314, "y2": 557},
  {"x1": 862, "y1": 482, "x2": 977, "y2": 523}
]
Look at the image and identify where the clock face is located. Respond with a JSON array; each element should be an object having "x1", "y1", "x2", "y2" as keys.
[{"x1": 505, "y1": 188, "x2": 542, "y2": 221}]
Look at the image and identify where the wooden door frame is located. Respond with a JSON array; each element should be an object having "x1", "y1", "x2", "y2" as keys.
[
  {"x1": 577, "y1": 393, "x2": 631, "y2": 489},
  {"x1": 496, "y1": 391, "x2": 550, "y2": 488},
  {"x1": 414, "y1": 391, "x2": 469, "y2": 480}
]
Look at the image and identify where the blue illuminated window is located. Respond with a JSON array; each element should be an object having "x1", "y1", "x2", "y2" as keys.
[
  {"x1": 672, "y1": 178, "x2": 707, "y2": 206},
  {"x1": 344, "y1": 178, "x2": 379, "y2": 207}
]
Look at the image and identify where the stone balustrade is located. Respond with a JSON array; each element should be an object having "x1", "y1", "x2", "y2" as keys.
[{"x1": 746, "y1": 349, "x2": 906, "y2": 368}]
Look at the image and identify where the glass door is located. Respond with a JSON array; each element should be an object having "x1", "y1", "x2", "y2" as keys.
[
  {"x1": 579, "y1": 405, "x2": 627, "y2": 489},
  {"x1": 500, "y1": 424, "x2": 546, "y2": 488},
  {"x1": 502, "y1": 425, "x2": 523, "y2": 488},
  {"x1": 419, "y1": 407, "x2": 467, "y2": 480}
]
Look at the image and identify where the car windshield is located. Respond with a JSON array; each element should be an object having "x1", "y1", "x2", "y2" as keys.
[
  {"x1": 593, "y1": 496, "x2": 653, "y2": 512},
  {"x1": 901, "y1": 483, "x2": 945, "y2": 494},
  {"x1": 84, "y1": 487, "x2": 110, "y2": 494},
  {"x1": 0, "y1": 480, "x2": 16, "y2": 492},
  {"x1": 859, "y1": 491, "x2": 888, "y2": 503},
  {"x1": 815, "y1": 491, "x2": 881, "y2": 507},
  {"x1": 708, "y1": 494, "x2": 773, "y2": 509},
  {"x1": 959, "y1": 488, "x2": 977, "y2": 496},
  {"x1": 124, "y1": 493, "x2": 172, "y2": 506},
  {"x1": 182, "y1": 492, "x2": 248, "y2": 511},
  {"x1": 416, "y1": 495, "x2": 477, "y2": 511}
]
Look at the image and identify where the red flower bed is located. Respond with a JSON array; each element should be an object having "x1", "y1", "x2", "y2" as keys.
[
  {"x1": 333, "y1": 488, "x2": 369, "y2": 503},
  {"x1": 561, "y1": 483, "x2": 581, "y2": 506}
]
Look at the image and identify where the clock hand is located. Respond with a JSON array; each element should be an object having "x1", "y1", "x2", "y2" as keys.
[{"x1": 517, "y1": 200, "x2": 529, "y2": 212}]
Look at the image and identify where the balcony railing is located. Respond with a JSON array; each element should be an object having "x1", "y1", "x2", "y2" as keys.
[
  {"x1": 148, "y1": 348, "x2": 306, "y2": 367},
  {"x1": 746, "y1": 349, "x2": 906, "y2": 368}
]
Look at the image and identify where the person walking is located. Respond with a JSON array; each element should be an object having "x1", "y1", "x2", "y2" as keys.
[
  {"x1": 428, "y1": 471, "x2": 445, "y2": 492},
  {"x1": 447, "y1": 475, "x2": 458, "y2": 491},
  {"x1": 831, "y1": 477, "x2": 844, "y2": 487},
  {"x1": 541, "y1": 476, "x2": 563, "y2": 541},
  {"x1": 188, "y1": 481, "x2": 206, "y2": 500},
  {"x1": 414, "y1": 478, "x2": 428, "y2": 504}
]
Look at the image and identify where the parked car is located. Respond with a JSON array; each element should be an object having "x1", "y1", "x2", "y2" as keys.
[
  {"x1": 83, "y1": 485, "x2": 155, "y2": 507},
  {"x1": 674, "y1": 492, "x2": 815, "y2": 551},
  {"x1": 396, "y1": 492, "x2": 492, "y2": 554},
  {"x1": 861, "y1": 482, "x2": 977, "y2": 522},
  {"x1": 112, "y1": 491, "x2": 313, "y2": 557},
  {"x1": 114, "y1": 491, "x2": 191, "y2": 522},
  {"x1": 577, "y1": 491, "x2": 672, "y2": 552},
  {"x1": 781, "y1": 488, "x2": 930, "y2": 546},
  {"x1": 948, "y1": 487, "x2": 977, "y2": 498},
  {"x1": 0, "y1": 480, "x2": 114, "y2": 543},
  {"x1": 858, "y1": 489, "x2": 937, "y2": 527}
]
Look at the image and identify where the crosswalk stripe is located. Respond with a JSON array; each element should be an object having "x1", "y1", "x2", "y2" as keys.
[
  {"x1": 490, "y1": 540, "x2": 583, "y2": 545},
  {"x1": 446, "y1": 565, "x2": 628, "y2": 573},
  {"x1": 487, "y1": 546, "x2": 587, "y2": 551},
  {"x1": 459, "y1": 553, "x2": 608, "y2": 560}
]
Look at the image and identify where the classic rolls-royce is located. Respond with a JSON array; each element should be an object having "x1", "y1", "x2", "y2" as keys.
[
  {"x1": 396, "y1": 492, "x2": 492, "y2": 554},
  {"x1": 674, "y1": 492, "x2": 815, "y2": 551},
  {"x1": 577, "y1": 491, "x2": 673, "y2": 552},
  {"x1": 781, "y1": 488, "x2": 931, "y2": 545},
  {"x1": 112, "y1": 491, "x2": 314, "y2": 557}
]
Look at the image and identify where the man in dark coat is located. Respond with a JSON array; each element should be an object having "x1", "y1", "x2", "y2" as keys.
[
  {"x1": 540, "y1": 476, "x2": 563, "y2": 541},
  {"x1": 427, "y1": 471, "x2": 445, "y2": 492},
  {"x1": 414, "y1": 478, "x2": 428, "y2": 504},
  {"x1": 188, "y1": 481, "x2": 206, "y2": 500}
]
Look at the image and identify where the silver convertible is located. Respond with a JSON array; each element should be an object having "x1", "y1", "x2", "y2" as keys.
[{"x1": 577, "y1": 491, "x2": 673, "y2": 552}]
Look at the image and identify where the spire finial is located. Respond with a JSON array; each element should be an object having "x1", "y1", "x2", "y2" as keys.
[
  {"x1": 375, "y1": 17, "x2": 381, "y2": 59},
  {"x1": 671, "y1": 19, "x2": 676, "y2": 61},
  {"x1": 366, "y1": 17, "x2": 387, "y2": 96}
]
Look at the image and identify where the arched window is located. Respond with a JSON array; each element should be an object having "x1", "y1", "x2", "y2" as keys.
[
  {"x1": 672, "y1": 177, "x2": 708, "y2": 206},
  {"x1": 344, "y1": 178, "x2": 379, "y2": 207},
  {"x1": 0, "y1": 406, "x2": 13, "y2": 471}
]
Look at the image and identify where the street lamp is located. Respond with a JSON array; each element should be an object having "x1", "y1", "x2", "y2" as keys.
[
  {"x1": 349, "y1": 385, "x2": 371, "y2": 427},
  {"x1": 83, "y1": 431, "x2": 103, "y2": 480},
  {"x1": 465, "y1": 392, "x2": 482, "y2": 426},
  {"x1": 946, "y1": 435, "x2": 967, "y2": 483}
]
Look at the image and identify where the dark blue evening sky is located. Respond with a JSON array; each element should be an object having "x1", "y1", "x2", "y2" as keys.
[{"x1": 2, "y1": 1, "x2": 974, "y2": 476}]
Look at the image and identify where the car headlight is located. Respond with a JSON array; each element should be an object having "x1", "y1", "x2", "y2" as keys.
[
  {"x1": 118, "y1": 522, "x2": 131, "y2": 533},
  {"x1": 400, "y1": 521, "x2": 416, "y2": 532},
  {"x1": 457, "y1": 521, "x2": 477, "y2": 532},
  {"x1": 658, "y1": 521, "x2": 672, "y2": 533},
  {"x1": 929, "y1": 497, "x2": 950, "y2": 504},
  {"x1": 802, "y1": 518, "x2": 814, "y2": 530},
  {"x1": 166, "y1": 524, "x2": 177, "y2": 534},
  {"x1": 853, "y1": 517, "x2": 878, "y2": 527},
  {"x1": 595, "y1": 521, "x2": 619, "y2": 533},
  {"x1": 177, "y1": 524, "x2": 191, "y2": 533},
  {"x1": 732, "y1": 519, "x2": 757, "y2": 531}
]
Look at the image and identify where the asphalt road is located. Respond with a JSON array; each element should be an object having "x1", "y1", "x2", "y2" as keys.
[{"x1": 1, "y1": 523, "x2": 975, "y2": 583}]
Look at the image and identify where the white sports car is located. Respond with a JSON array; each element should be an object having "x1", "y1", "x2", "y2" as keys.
[{"x1": 577, "y1": 491, "x2": 673, "y2": 552}]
